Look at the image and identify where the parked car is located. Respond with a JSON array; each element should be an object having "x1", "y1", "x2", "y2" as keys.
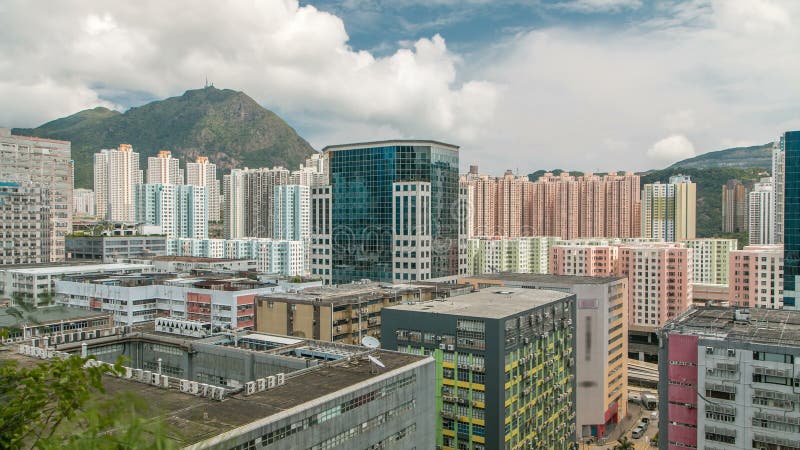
[
  {"x1": 640, "y1": 417, "x2": 650, "y2": 428},
  {"x1": 632, "y1": 426, "x2": 645, "y2": 439}
]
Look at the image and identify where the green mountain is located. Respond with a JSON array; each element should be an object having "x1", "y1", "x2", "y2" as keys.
[
  {"x1": 669, "y1": 142, "x2": 773, "y2": 169},
  {"x1": 14, "y1": 87, "x2": 316, "y2": 188}
]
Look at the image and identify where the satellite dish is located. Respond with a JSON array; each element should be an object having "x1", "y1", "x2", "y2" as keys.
[
  {"x1": 361, "y1": 336, "x2": 380, "y2": 349},
  {"x1": 367, "y1": 355, "x2": 386, "y2": 369}
]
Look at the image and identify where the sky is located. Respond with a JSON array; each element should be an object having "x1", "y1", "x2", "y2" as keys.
[{"x1": 1, "y1": 0, "x2": 798, "y2": 174}]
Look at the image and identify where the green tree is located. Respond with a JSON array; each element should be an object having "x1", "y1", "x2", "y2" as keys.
[
  {"x1": 0, "y1": 354, "x2": 173, "y2": 450},
  {"x1": 614, "y1": 436, "x2": 634, "y2": 450}
]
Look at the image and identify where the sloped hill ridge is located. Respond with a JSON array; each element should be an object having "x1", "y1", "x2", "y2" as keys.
[
  {"x1": 14, "y1": 87, "x2": 316, "y2": 188},
  {"x1": 669, "y1": 142, "x2": 773, "y2": 170}
]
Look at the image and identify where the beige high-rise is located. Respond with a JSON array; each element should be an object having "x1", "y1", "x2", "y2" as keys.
[
  {"x1": 187, "y1": 156, "x2": 221, "y2": 221},
  {"x1": 0, "y1": 128, "x2": 72, "y2": 263},
  {"x1": 146, "y1": 150, "x2": 183, "y2": 185},
  {"x1": 641, "y1": 175, "x2": 696, "y2": 242},
  {"x1": 94, "y1": 144, "x2": 143, "y2": 222}
]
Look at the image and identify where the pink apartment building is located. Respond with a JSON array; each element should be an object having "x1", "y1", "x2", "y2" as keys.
[
  {"x1": 729, "y1": 244, "x2": 783, "y2": 308},
  {"x1": 462, "y1": 169, "x2": 641, "y2": 240},
  {"x1": 551, "y1": 242, "x2": 692, "y2": 329}
]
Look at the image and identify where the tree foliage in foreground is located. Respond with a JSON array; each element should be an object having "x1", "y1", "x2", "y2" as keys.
[{"x1": 0, "y1": 354, "x2": 173, "y2": 450}]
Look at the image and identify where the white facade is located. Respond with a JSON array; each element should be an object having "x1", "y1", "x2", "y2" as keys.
[
  {"x1": 73, "y1": 188, "x2": 96, "y2": 218},
  {"x1": 223, "y1": 167, "x2": 290, "y2": 239},
  {"x1": 169, "y1": 238, "x2": 307, "y2": 276},
  {"x1": 146, "y1": 150, "x2": 183, "y2": 185},
  {"x1": 750, "y1": 178, "x2": 775, "y2": 245},
  {"x1": 94, "y1": 145, "x2": 143, "y2": 222},
  {"x1": 186, "y1": 156, "x2": 221, "y2": 222},
  {"x1": 273, "y1": 185, "x2": 310, "y2": 241},
  {"x1": 0, "y1": 263, "x2": 151, "y2": 306},
  {"x1": 56, "y1": 277, "x2": 284, "y2": 327},
  {"x1": 392, "y1": 182, "x2": 433, "y2": 282},
  {"x1": 310, "y1": 185, "x2": 332, "y2": 284},
  {"x1": 773, "y1": 141, "x2": 785, "y2": 244},
  {"x1": 135, "y1": 184, "x2": 207, "y2": 239}
]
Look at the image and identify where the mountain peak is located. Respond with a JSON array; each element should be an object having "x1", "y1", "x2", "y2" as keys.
[{"x1": 14, "y1": 87, "x2": 315, "y2": 188}]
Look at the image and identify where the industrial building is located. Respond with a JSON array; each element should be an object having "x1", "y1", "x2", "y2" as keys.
[
  {"x1": 382, "y1": 287, "x2": 577, "y2": 450},
  {"x1": 457, "y1": 274, "x2": 627, "y2": 440},
  {"x1": 6, "y1": 330, "x2": 436, "y2": 449},
  {"x1": 658, "y1": 307, "x2": 800, "y2": 450}
]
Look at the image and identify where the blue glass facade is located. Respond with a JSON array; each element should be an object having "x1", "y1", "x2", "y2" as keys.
[
  {"x1": 327, "y1": 142, "x2": 459, "y2": 284},
  {"x1": 783, "y1": 131, "x2": 800, "y2": 308}
]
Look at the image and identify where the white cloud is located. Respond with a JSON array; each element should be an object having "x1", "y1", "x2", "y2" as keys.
[
  {"x1": 647, "y1": 135, "x2": 696, "y2": 163},
  {"x1": 0, "y1": 0, "x2": 497, "y2": 145},
  {"x1": 553, "y1": 0, "x2": 642, "y2": 13}
]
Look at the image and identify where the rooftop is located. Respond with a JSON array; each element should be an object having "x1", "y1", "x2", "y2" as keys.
[
  {"x1": 0, "y1": 306, "x2": 110, "y2": 328},
  {"x1": 147, "y1": 256, "x2": 251, "y2": 263},
  {"x1": 460, "y1": 273, "x2": 625, "y2": 285},
  {"x1": 0, "y1": 262, "x2": 151, "y2": 275},
  {"x1": 0, "y1": 332, "x2": 428, "y2": 448},
  {"x1": 257, "y1": 280, "x2": 455, "y2": 305},
  {"x1": 664, "y1": 307, "x2": 800, "y2": 347},
  {"x1": 387, "y1": 287, "x2": 572, "y2": 319},
  {"x1": 61, "y1": 273, "x2": 276, "y2": 291},
  {"x1": 322, "y1": 139, "x2": 459, "y2": 153}
]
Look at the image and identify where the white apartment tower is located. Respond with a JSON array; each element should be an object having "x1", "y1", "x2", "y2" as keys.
[
  {"x1": 146, "y1": 150, "x2": 183, "y2": 185},
  {"x1": 772, "y1": 142, "x2": 785, "y2": 244},
  {"x1": 273, "y1": 185, "x2": 310, "y2": 241},
  {"x1": 94, "y1": 144, "x2": 142, "y2": 223},
  {"x1": 186, "y1": 156, "x2": 221, "y2": 221},
  {"x1": 749, "y1": 178, "x2": 775, "y2": 245},
  {"x1": 223, "y1": 167, "x2": 289, "y2": 238},
  {"x1": 135, "y1": 184, "x2": 207, "y2": 239}
]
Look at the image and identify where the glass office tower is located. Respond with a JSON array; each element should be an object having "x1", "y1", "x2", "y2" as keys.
[
  {"x1": 324, "y1": 141, "x2": 460, "y2": 284},
  {"x1": 782, "y1": 131, "x2": 800, "y2": 309}
]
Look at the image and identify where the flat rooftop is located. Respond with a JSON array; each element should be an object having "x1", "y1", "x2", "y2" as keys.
[
  {"x1": 61, "y1": 273, "x2": 275, "y2": 291},
  {"x1": 665, "y1": 307, "x2": 800, "y2": 347},
  {"x1": 461, "y1": 273, "x2": 625, "y2": 285},
  {"x1": 0, "y1": 334, "x2": 427, "y2": 448},
  {"x1": 259, "y1": 281, "x2": 441, "y2": 304},
  {"x1": 322, "y1": 139, "x2": 459, "y2": 152},
  {"x1": 0, "y1": 262, "x2": 151, "y2": 275},
  {"x1": 147, "y1": 256, "x2": 252, "y2": 263},
  {"x1": 387, "y1": 287, "x2": 572, "y2": 319},
  {"x1": 0, "y1": 306, "x2": 110, "y2": 328}
]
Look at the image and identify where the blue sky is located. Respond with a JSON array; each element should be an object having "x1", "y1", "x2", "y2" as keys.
[{"x1": 0, "y1": 0, "x2": 798, "y2": 174}]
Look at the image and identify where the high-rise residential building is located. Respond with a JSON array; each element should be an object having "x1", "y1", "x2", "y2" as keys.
[
  {"x1": 467, "y1": 236, "x2": 559, "y2": 275},
  {"x1": 273, "y1": 185, "x2": 310, "y2": 241},
  {"x1": 94, "y1": 144, "x2": 143, "y2": 222},
  {"x1": 618, "y1": 243, "x2": 692, "y2": 329},
  {"x1": 551, "y1": 242, "x2": 693, "y2": 329},
  {"x1": 169, "y1": 237, "x2": 308, "y2": 276},
  {"x1": 684, "y1": 238, "x2": 737, "y2": 285},
  {"x1": 0, "y1": 182, "x2": 52, "y2": 265},
  {"x1": 290, "y1": 153, "x2": 328, "y2": 187},
  {"x1": 527, "y1": 171, "x2": 641, "y2": 240},
  {"x1": 721, "y1": 179, "x2": 749, "y2": 233},
  {"x1": 310, "y1": 185, "x2": 332, "y2": 283},
  {"x1": 641, "y1": 175, "x2": 696, "y2": 242},
  {"x1": 749, "y1": 177, "x2": 775, "y2": 245},
  {"x1": 0, "y1": 129, "x2": 73, "y2": 263},
  {"x1": 729, "y1": 244, "x2": 783, "y2": 309},
  {"x1": 382, "y1": 288, "x2": 577, "y2": 450},
  {"x1": 146, "y1": 150, "x2": 183, "y2": 185},
  {"x1": 223, "y1": 166, "x2": 289, "y2": 238},
  {"x1": 658, "y1": 307, "x2": 800, "y2": 450},
  {"x1": 457, "y1": 274, "x2": 628, "y2": 441},
  {"x1": 135, "y1": 184, "x2": 207, "y2": 239},
  {"x1": 313, "y1": 140, "x2": 462, "y2": 284},
  {"x1": 186, "y1": 156, "x2": 221, "y2": 222},
  {"x1": 773, "y1": 140, "x2": 786, "y2": 244},
  {"x1": 781, "y1": 131, "x2": 800, "y2": 310}
]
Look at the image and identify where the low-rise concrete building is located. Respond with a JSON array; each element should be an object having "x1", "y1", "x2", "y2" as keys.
[
  {"x1": 66, "y1": 235, "x2": 168, "y2": 261},
  {"x1": 0, "y1": 306, "x2": 114, "y2": 341},
  {"x1": 7, "y1": 330, "x2": 435, "y2": 449},
  {"x1": 0, "y1": 262, "x2": 151, "y2": 306},
  {"x1": 255, "y1": 281, "x2": 466, "y2": 345},
  {"x1": 56, "y1": 273, "x2": 295, "y2": 328}
]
